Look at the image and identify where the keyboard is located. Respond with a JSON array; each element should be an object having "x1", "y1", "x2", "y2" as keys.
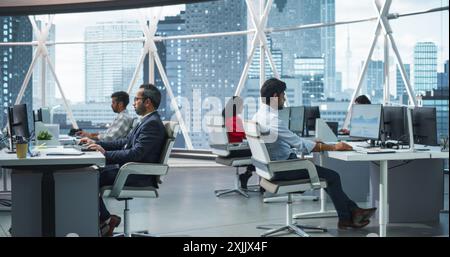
[{"x1": 354, "y1": 148, "x2": 397, "y2": 154}]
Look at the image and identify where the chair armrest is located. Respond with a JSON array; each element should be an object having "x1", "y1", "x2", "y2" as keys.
[
  {"x1": 109, "y1": 163, "x2": 169, "y2": 198},
  {"x1": 253, "y1": 158, "x2": 321, "y2": 189}
]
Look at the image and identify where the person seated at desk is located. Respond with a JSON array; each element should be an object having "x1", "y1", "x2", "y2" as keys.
[
  {"x1": 77, "y1": 91, "x2": 134, "y2": 141},
  {"x1": 339, "y1": 95, "x2": 371, "y2": 135},
  {"x1": 222, "y1": 96, "x2": 256, "y2": 190},
  {"x1": 81, "y1": 84, "x2": 167, "y2": 237},
  {"x1": 254, "y1": 78, "x2": 376, "y2": 229}
]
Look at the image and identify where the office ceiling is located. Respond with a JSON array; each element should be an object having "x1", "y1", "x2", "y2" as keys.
[{"x1": 0, "y1": 0, "x2": 215, "y2": 16}]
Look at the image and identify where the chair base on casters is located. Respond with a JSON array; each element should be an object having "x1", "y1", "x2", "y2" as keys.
[
  {"x1": 214, "y1": 167, "x2": 257, "y2": 198},
  {"x1": 215, "y1": 188, "x2": 249, "y2": 198},
  {"x1": 258, "y1": 224, "x2": 327, "y2": 237}
]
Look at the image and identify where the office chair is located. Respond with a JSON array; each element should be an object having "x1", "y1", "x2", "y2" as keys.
[
  {"x1": 100, "y1": 121, "x2": 179, "y2": 237},
  {"x1": 206, "y1": 116, "x2": 259, "y2": 198},
  {"x1": 244, "y1": 120, "x2": 328, "y2": 237}
]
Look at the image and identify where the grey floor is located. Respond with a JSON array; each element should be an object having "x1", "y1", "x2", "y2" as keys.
[{"x1": 0, "y1": 159, "x2": 448, "y2": 237}]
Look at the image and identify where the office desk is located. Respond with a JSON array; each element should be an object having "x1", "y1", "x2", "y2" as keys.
[
  {"x1": 323, "y1": 144, "x2": 448, "y2": 237},
  {"x1": 0, "y1": 148, "x2": 105, "y2": 237}
]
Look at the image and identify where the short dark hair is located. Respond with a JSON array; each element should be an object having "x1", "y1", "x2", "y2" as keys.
[
  {"x1": 139, "y1": 83, "x2": 161, "y2": 109},
  {"x1": 260, "y1": 78, "x2": 287, "y2": 105},
  {"x1": 355, "y1": 95, "x2": 371, "y2": 104},
  {"x1": 111, "y1": 91, "x2": 129, "y2": 107}
]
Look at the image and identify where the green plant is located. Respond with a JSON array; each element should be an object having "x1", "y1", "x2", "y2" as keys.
[{"x1": 37, "y1": 130, "x2": 53, "y2": 140}]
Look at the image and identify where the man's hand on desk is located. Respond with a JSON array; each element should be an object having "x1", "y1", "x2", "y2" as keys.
[
  {"x1": 334, "y1": 142, "x2": 353, "y2": 151},
  {"x1": 87, "y1": 144, "x2": 105, "y2": 154},
  {"x1": 79, "y1": 137, "x2": 95, "y2": 145}
]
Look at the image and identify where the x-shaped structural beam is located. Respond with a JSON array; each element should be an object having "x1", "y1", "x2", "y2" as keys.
[
  {"x1": 234, "y1": 0, "x2": 280, "y2": 97},
  {"x1": 15, "y1": 16, "x2": 78, "y2": 129},
  {"x1": 343, "y1": 0, "x2": 417, "y2": 128},
  {"x1": 127, "y1": 8, "x2": 194, "y2": 149}
]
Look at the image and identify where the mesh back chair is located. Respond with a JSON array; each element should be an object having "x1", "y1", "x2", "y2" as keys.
[
  {"x1": 207, "y1": 116, "x2": 258, "y2": 198},
  {"x1": 244, "y1": 120, "x2": 328, "y2": 237},
  {"x1": 101, "y1": 121, "x2": 179, "y2": 237}
]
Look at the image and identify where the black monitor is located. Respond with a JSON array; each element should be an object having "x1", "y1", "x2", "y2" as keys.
[
  {"x1": 7, "y1": 104, "x2": 31, "y2": 151},
  {"x1": 289, "y1": 106, "x2": 305, "y2": 134},
  {"x1": 382, "y1": 106, "x2": 409, "y2": 144},
  {"x1": 325, "y1": 122, "x2": 339, "y2": 136},
  {"x1": 349, "y1": 104, "x2": 383, "y2": 144},
  {"x1": 304, "y1": 106, "x2": 320, "y2": 136},
  {"x1": 412, "y1": 107, "x2": 437, "y2": 146}
]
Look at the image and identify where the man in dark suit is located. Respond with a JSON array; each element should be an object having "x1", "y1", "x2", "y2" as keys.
[{"x1": 83, "y1": 83, "x2": 167, "y2": 236}]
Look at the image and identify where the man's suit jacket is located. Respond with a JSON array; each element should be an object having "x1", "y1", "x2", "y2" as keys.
[{"x1": 98, "y1": 111, "x2": 167, "y2": 188}]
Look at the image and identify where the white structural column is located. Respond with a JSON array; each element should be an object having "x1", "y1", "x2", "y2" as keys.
[
  {"x1": 127, "y1": 9, "x2": 194, "y2": 149},
  {"x1": 343, "y1": 0, "x2": 418, "y2": 128},
  {"x1": 383, "y1": 34, "x2": 390, "y2": 105},
  {"x1": 235, "y1": 0, "x2": 279, "y2": 97},
  {"x1": 14, "y1": 16, "x2": 78, "y2": 128}
]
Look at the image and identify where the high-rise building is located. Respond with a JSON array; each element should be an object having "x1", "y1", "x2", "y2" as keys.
[
  {"x1": 414, "y1": 42, "x2": 437, "y2": 94},
  {"x1": 32, "y1": 20, "x2": 56, "y2": 109},
  {"x1": 294, "y1": 57, "x2": 325, "y2": 106},
  {"x1": 437, "y1": 60, "x2": 449, "y2": 89},
  {"x1": 248, "y1": 36, "x2": 283, "y2": 79},
  {"x1": 311, "y1": 99, "x2": 349, "y2": 127},
  {"x1": 0, "y1": 16, "x2": 33, "y2": 128},
  {"x1": 422, "y1": 88, "x2": 449, "y2": 141},
  {"x1": 264, "y1": 0, "x2": 335, "y2": 94},
  {"x1": 185, "y1": 0, "x2": 247, "y2": 149},
  {"x1": 362, "y1": 60, "x2": 384, "y2": 104},
  {"x1": 84, "y1": 21, "x2": 143, "y2": 103},
  {"x1": 396, "y1": 63, "x2": 410, "y2": 104}
]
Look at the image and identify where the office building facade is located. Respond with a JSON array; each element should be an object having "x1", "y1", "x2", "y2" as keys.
[
  {"x1": 294, "y1": 57, "x2": 325, "y2": 106},
  {"x1": 362, "y1": 60, "x2": 383, "y2": 104},
  {"x1": 248, "y1": 36, "x2": 283, "y2": 79},
  {"x1": 84, "y1": 21, "x2": 143, "y2": 103},
  {"x1": 266, "y1": 0, "x2": 336, "y2": 95},
  {"x1": 422, "y1": 88, "x2": 449, "y2": 141},
  {"x1": 311, "y1": 99, "x2": 349, "y2": 127},
  {"x1": 0, "y1": 16, "x2": 33, "y2": 128},
  {"x1": 184, "y1": 0, "x2": 247, "y2": 148},
  {"x1": 396, "y1": 63, "x2": 410, "y2": 105},
  {"x1": 414, "y1": 42, "x2": 437, "y2": 95}
]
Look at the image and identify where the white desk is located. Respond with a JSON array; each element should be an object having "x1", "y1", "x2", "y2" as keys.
[
  {"x1": 323, "y1": 143, "x2": 448, "y2": 237},
  {"x1": 0, "y1": 147, "x2": 105, "y2": 236}
]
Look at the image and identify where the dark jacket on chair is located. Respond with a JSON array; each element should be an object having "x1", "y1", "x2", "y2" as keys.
[{"x1": 98, "y1": 111, "x2": 167, "y2": 187}]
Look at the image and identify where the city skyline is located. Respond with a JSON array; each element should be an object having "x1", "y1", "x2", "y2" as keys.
[{"x1": 2, "y1": 1, "x2": 448, "y2": 104}]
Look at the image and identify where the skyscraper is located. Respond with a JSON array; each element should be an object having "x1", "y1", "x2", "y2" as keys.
[
  {"x1": 248, "y1": 36, "x2": 282, "y2": 79},
  {"x1": 396, "y1": 63, "x2": 410, "y2": 104},
  {"x1": 362, "y1": 60, "x2": 384, "y2": 104},
  {"x1": 32, "y1": 20, "x2": 56, "y2": 109},
  {"x1": 265, "y1": 0, "x2": 335, "y2": 94},
  {"x1": 294, "y1": 57, "x2": 325, "y2": 106},
  {"x1": 84, "y1": 21, "x2": 143, "y2": 103},
  {"x1": 414, "y1": 42, "x2": 437, "y2": 94},
  {"x1": 437, "y1": 60, "x2": 449, "y2": 89},
  {"x1": 185, "y1": 0, "x2": 247, "y2": 148},
  {"x1": 0, "y1": 16, "x2": 33, "y2": 128}
]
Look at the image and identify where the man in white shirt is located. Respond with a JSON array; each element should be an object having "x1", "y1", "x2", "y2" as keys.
[
  {"x1": 253, "y1": 78, "x2": 376, "y2": 230},
  {"x1": 77, "y1": 91, "x2": 134, "y2": 141}
]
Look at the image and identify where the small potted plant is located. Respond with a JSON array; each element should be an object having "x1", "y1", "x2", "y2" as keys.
[{"x1": 36, "y1": 130, "x2": 56, "y2": 146}]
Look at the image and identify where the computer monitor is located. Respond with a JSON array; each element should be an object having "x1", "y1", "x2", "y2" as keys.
[
  {"x1": 289, "y1": 106, "x2": 305, "y2": 134},
  {"x1": 304, "y1": 106, "x2": 320, "y2": 136},
  {"x1": 349, "y1": 104, "x2": 383, "y2": 142},
  {"x1": 34, "y1": 107, "x2": 51, "y2": 124},
  {"x1": 278, "y1": 107, "x2": 291, "y2": 127},
  {"x1": 325, "y1": 122, "x2": 338, "y2": 136},
  {"x1": 382, "y1": 106, "x2": 409, "y2": 144},
  {"x1": 7, "y1": 104, "x2": 31, "y2": 151},
  {"x1": 412, "y1": 107, "x2": 437, "y2": 146}
]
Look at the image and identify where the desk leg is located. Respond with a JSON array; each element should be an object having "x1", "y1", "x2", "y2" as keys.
[
  {"x1": 41, "y1": 171, "x2": 55, "y2": 237},
  {"x1": 379, "y1": 160, "x2": 388, "y2": 237}
]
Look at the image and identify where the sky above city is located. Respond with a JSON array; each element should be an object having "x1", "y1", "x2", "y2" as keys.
[{"x1": 39, "y1": 0, "x2": 449, "y2": 103}]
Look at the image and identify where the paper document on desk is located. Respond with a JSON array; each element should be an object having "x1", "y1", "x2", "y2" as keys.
[{"x1": 45, "y1": 148, "x2": 84, "y2": 156}]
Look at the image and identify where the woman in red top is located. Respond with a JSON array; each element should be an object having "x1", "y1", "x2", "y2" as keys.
[{"x1": 222, "y1": 96, "x2": 255, "y2": 189}]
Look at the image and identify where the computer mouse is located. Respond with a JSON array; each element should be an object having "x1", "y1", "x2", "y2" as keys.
[{"x1": 385, "y1": 142, "x2": 397, "y2": 149}]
